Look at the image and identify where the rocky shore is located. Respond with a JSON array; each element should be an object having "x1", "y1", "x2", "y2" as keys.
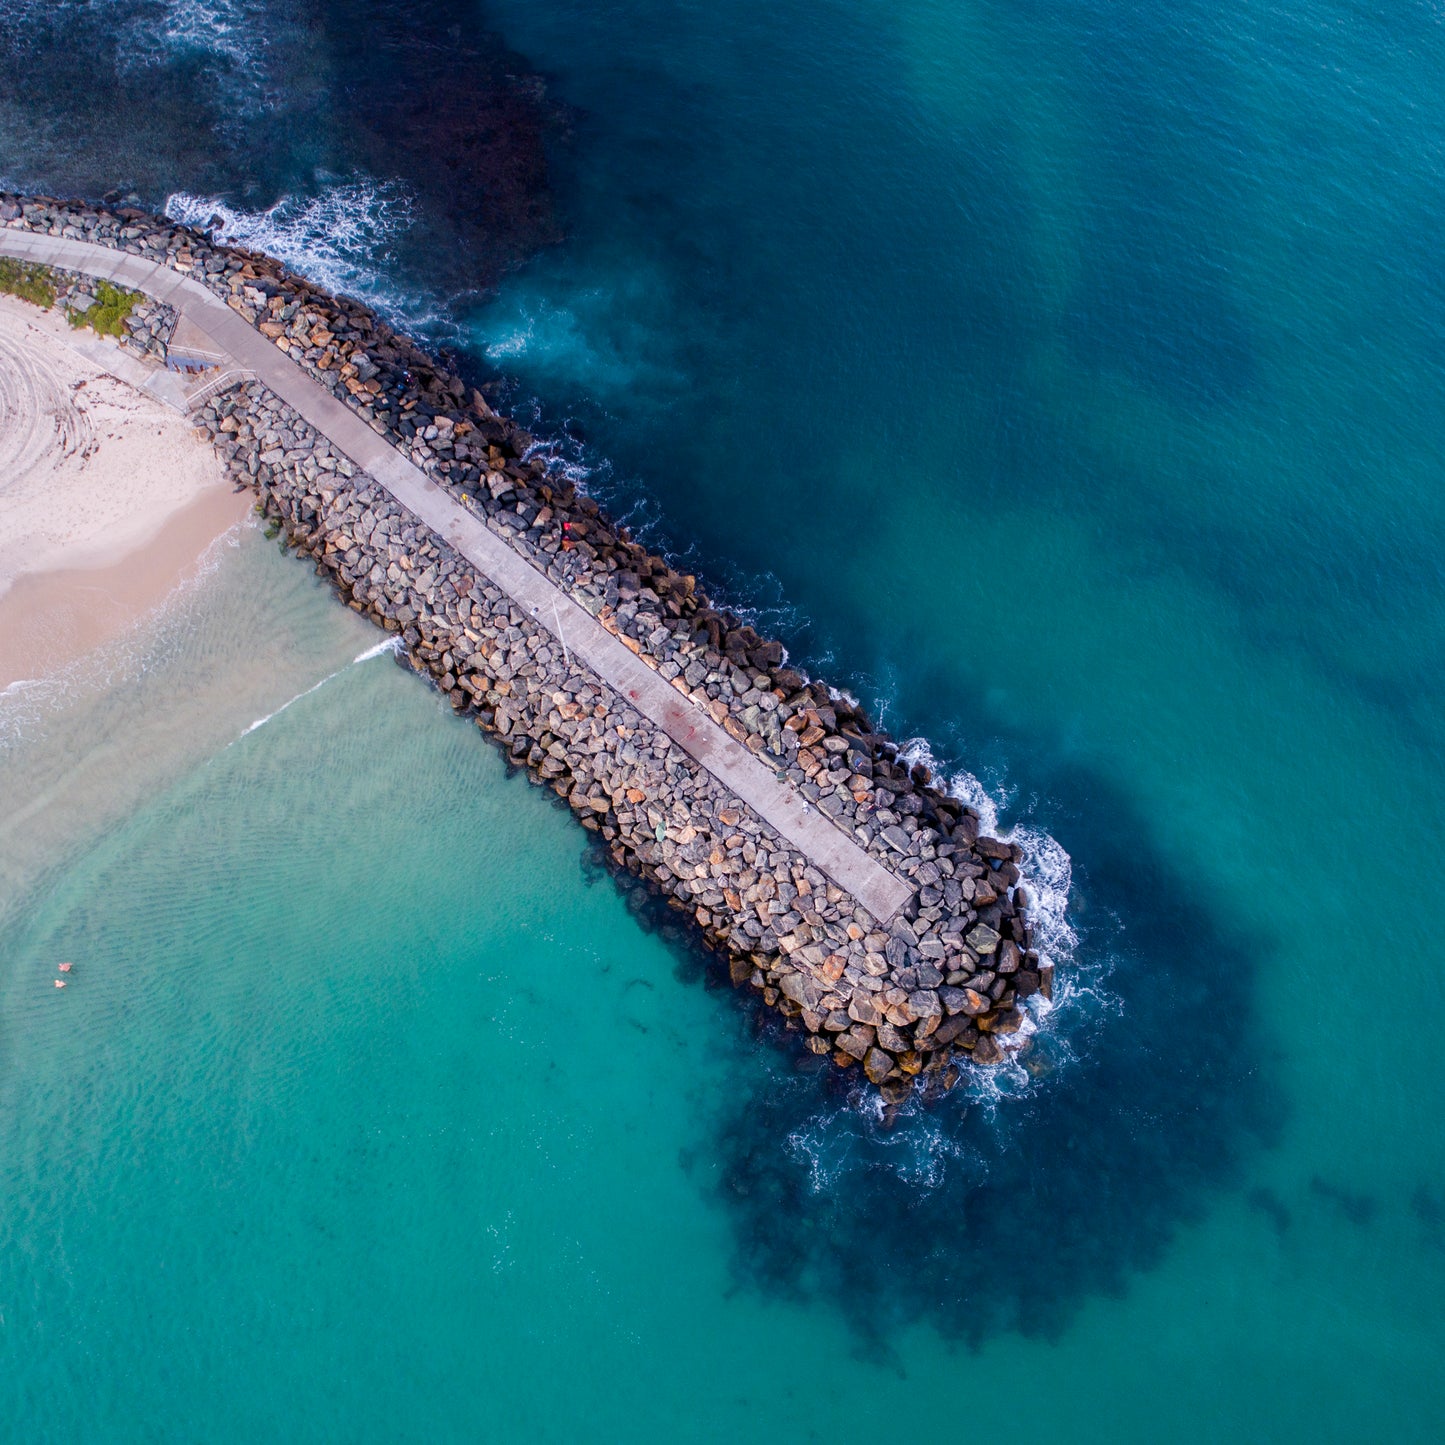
[{"x1": 1, "y1": 194, "x2": 1051, "y2": 1099}]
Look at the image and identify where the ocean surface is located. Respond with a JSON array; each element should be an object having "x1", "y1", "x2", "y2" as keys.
[{"x1": 2, "y1": 0, "x2": 1444, "y2": 1439}]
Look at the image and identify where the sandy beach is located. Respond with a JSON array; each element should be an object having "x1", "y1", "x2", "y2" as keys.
[{"x1": 0, "y1": 293, "x2": 251, "y2": 690}]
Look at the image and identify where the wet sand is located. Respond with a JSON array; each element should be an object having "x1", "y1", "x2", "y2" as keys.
[{"x1": 0, "y1": 484, "x2": 251, "y2": 690}]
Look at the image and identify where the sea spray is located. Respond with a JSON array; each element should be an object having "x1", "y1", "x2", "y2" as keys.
[{"x1": 472, "y1": 265, "x2": 685, "y2": 402}]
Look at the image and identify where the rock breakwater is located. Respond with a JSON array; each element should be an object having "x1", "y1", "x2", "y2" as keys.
[{"x1": 1, "y1": 195, "x2": 1051, "y2": 1099}]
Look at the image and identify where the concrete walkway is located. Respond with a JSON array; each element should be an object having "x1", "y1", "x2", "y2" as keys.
[{"x1": 0, "y1": 228, "x2": 913, "y2": 921}]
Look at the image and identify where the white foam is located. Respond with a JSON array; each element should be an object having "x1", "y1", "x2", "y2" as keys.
[
  {"x1": 896, "y1": 737, "x2": 1074, "y2": 963},
  {"x1": 352, "y1": 636, "x2": 404, "y2": 665},
  {"x1": 237, "y1": 634, "x2": 399, "y2": 738},
  {"x1": 124, "y1": 0, "x2": 280, "y2": 119},
  {"x1": 483, "y1": 312, "x2": 540, "y2": 362},
  {"x1": 0, "y1": 521, "x2": 246, "y2": 752},
  {"x1": 785, "y1": 1080, "x2": 988, "y2": 1196},
  {"x1": 165, "y1": 179, "x2": 424, "y2": 322},
  {"x1": 884, "y1": 733, "x2": 1121, "y2": 1098}
]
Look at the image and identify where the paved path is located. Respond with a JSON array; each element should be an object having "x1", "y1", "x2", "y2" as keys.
[{"x1": 0, "y1": 229, "x2": 913, "y2": 921}]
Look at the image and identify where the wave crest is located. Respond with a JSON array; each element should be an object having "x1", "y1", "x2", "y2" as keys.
[{"x1": 166, "y1": 179, "x2": 421, "y2": 319}]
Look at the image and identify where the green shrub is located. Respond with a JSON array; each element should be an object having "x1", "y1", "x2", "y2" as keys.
[
  {"x1": 0, "y1": 258, "x2": 56, "y2": 308},
  {"x1": 68, "y1": 280, "x2": 141, "y2": 338}
]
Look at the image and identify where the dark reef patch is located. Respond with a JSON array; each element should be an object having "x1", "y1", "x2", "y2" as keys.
[
  {"x1": 0, "y1": 0, "x2": 563, "y2": 295},
  {"x1": 706, "y1": 759, "x2": 1281, "y2": 1345},
  {"x1": 314, "y1": 0, "x2": 566, "y2": 296},
  {"x1": 1411, "y1": 1185, "x2": 1445, "y2": 1252},
  {"x1": 560, "y1": 673, "x2": 1282, "y2": 1340},
  {"x1": 1308, "y1": 1176, "x2": 1379, "y2": 1228},
  {"x1": 1247, "y1": 1186, "x2": 1293, "y2": 1237}
]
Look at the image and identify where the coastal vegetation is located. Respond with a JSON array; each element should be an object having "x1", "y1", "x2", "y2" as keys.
[
  {"x1": 0, "y1": 257, "x2": 55, "y2": 308},
  {"x1": 0, "y1": 254, "x2": 147, "y2": 344},
  {"x1": 67, "y1": 280, "x2": 140, "y2": 338}
]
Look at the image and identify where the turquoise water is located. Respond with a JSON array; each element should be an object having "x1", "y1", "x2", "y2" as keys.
[{"x1": 4, "y1": 0, "x2": 1445, "y2": 1438}]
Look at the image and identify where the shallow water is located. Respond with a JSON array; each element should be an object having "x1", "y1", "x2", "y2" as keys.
[{"x1": 2, "y1": 0, "x2": 1443, "y2": 1439}]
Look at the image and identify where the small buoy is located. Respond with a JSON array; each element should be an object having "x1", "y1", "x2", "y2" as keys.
[
  {"x1": 57, "y1": 961, "x2": 73, "y2": 973},
  {"x1": 54, "y1": 979, "x2": 67, "y2": 989}
]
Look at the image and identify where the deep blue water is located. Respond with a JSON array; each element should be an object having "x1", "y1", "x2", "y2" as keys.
[{"x1": 2, "y1": 0, "x2": 1443, "y2": 1438}]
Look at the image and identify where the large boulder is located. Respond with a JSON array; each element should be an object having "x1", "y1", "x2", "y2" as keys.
[
  {"x1": 779, "y1": 971, "x2": 822, "y2": 1012},
  {"x1": 908, "y1": 989, "x2": 942, "y2": 1019},
  {"x1": 934, "y1": 1014, "x2": 979, "y2": 1049},
  {"x1": 972, "y1": 1034, "x2": 1003, "y2": 1066},
  {"x1": 847, "y1": 996, "x2": 882, "y2": 1027},
  {"x1": 966, "y1": 922, "x2": 1001, "y2": 955},
  {"x1": 876, "y1": 1022, "x2": 911, "y2": 1054},
  {"x1": 863, "y1": 1047, "x2": 896, "y2": 1085}
]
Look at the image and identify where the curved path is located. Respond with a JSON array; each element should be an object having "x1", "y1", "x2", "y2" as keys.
[{"x1": 0, "y1": 228, "x2": 913, "y2": 922}]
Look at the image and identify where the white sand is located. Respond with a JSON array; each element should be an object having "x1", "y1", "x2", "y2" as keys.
[
  {"x1": 0, "y1": 293, "x2": 252, "y2": 688},
  {"x1": 0, "y1": 293, "x2": 239, "y2": 594}
]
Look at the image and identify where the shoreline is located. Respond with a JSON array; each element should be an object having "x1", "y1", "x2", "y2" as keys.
[
  {"x1": 0, "y1": 486, "x2": 251, "y2": 693},
  {"x1": 0, "y1": 197, "x2": 1049, "y2": 1099},
  {"x1": 0, "y1": 290, "x2": 252, "y2": 691}
]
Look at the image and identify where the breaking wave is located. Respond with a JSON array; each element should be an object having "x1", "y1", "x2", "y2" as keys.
[
  {"x1": 887, "y1": 733, "x2": 1116, "y2": 1102},
  {"x1": 237, "y1": 636, "x2": 401, "y2": 740},
  {"x1": 166, "y1": 179, "x2": 427, "y2": 323}
]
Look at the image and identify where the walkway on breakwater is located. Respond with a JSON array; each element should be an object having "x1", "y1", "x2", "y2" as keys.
[{"x1": 0, "y1": 229, "x2": 913, "y2": 922}]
